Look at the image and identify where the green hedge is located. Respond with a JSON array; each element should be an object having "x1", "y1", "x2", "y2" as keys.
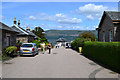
[
  {"x1": 71, "y1": 38, "x2": 90, "y2": 51},
  {"x1": 83, "y1": 41, "x2": 120, "y2": 73}
]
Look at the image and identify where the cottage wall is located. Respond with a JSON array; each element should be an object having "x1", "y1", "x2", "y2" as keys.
[
  {"x1": 99, "y1": 14, "x2": 114, "y2": 42},
  {"x1": 2, "y1": 30, "x2": 17, "y2": 52},
  {"x1": 28, "y1": 36, "x2": 34, "y2": 42},
  {"x1": 0, "y1": 29, "x2": 2, "y2": 51},
  {"x1": 115, "y1": 23, "x2": 120, "y2": 41},
  {"x1": 17, "y1": 36, "x2": 28, "y2": 43}
]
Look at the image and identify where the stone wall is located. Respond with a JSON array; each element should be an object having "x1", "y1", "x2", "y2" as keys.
[
  {"x1": 17, "y1": 36, "x2": 28, "y2": 43},
  {"x1": 99, "y1": 14, "x2": 114, "y2": 42},
  {"x1": 2, "y1": 30, "x2": 17, "y2": 53}
]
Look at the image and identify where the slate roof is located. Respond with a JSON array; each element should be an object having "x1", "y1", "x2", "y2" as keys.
[
  {"x1": 12, "y1": 25, "x2": 35, "y2": 36},
  {"x1": 106, "y1": 11, "x2": 120, "y2": 21},
  {"x1": 26, "y1": 30, "x2": 40, "y2": 39},
  {"x1": 97, "y1": 11, "x2": 120, "y2": 29},
  {"x1": 56, "y1": 38, "x2": 67, "y2": 42},
  {"x1": 0, "y1": 22, "x2": 19, "y2": 33}
]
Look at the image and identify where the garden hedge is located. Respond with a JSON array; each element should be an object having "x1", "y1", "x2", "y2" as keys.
[
  {"x1": 83, "y1": 41, "x2": 120, "y2": 73},
  {"x1": 71, "y1": 38, "x2": 89, "y2": 51}
]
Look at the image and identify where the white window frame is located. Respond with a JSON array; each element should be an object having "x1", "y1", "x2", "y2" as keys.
[
  {"x1": 109, "y1": 29, "x2": 113, "y2": 42},
  {"x1": 103, "y1": 31, "x2": 105, "y2": 42}
]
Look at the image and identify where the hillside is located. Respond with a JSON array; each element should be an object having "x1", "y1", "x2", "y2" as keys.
[{"x1": 45, "y1": 30, "x2": 98, "y2": 45}]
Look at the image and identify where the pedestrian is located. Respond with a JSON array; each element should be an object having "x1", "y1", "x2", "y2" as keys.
[
  {"x1": 41, "y1": 42, "x2": 45, "y2": 54},
  {"x1": 48, "y1": 43, "x2": 52, "y2": 54}
]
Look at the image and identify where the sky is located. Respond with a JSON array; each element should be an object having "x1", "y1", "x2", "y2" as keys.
[{"x1": 1, "y1": 2, "x2": 119, "y2": 30}]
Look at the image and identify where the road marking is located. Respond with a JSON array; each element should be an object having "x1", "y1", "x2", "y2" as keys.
[{"x1": 89, "y1": 67, "x2": 104, "y2": 80}]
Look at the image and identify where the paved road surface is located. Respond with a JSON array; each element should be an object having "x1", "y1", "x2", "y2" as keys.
[{"x1": 2, "y1": 47, "x2": 119, "y2": 78}]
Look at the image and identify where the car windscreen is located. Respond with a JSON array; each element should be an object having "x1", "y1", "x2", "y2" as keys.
[{"x1": 21, "y1": 44, "x2": 33, "y2": 47}]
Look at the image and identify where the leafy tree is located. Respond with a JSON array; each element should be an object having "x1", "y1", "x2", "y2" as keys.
[
  {"x1": 32, "y1": 27, "x2": 47, "y2": 40},
  {"x1": 79, "y1": 31, "x2": 97, "y2": 41}
]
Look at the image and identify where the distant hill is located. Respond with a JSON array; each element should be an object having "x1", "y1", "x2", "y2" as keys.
[{"x1": 45, "y1": 30, "x2": 98, "y2": 45}]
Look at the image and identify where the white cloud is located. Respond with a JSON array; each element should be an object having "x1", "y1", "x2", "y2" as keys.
[
  {"x1": 93, "y1": 26, "x2": 98, "y2": 28},
  {"x1": 86, "y1": 15, "x2": 94, "y2": 20},
  {"x1": 57, "y1": 26, "x2": 63, "y2": 29},
  {"x1": 0, "y1": 15, "x2": 4, "y2": 20},
  {"x1": 56, "y1": 13, "x2": 66, "y2": 18},
  {"x1": 78, "y1": 4, "x2": 109, "y2": 20},
  {"x1": 58, "y1": 18, "x2": 82, "y2": 24},
  {"x1": 78, "y1": 4, "x2": 108, "y2": 14},
  {"x1": 26, "y1": 13, "x2": 82, "y2": 26},
  {"x1": 28, "y1": 16, "x2": 36, "y2": 20}
]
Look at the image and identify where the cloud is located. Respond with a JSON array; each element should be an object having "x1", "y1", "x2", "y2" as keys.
[
  {"x1": 55, "y1": 13, "x2": 67, "y2": 19},
  {"x1": 26, "y1": 13, "x2": 82, "y2": 25},
  {"x1": 28, "y1": 16, "x2": 36, "y2": 20},
  {"x1": 58, "y1": 18, "x2": 82, "y2": 24},
  {"x1": 86, "y1": 15, "x2": 94, "y2": 20},
  {"x1": 78, "y1": 4, "x2": 108, "y2": 14},
  {"x1": 0, "y1": 15, "x2": 4, "y2": 20},
  {"x1": 78, "y1": 4, "x2": 109, "y2": 20}
]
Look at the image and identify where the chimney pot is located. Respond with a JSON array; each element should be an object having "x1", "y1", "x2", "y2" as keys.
[
  {"x1": 18, "y1": 20, "x2": 20, "y2": 26},
  {"x1": 14, "y1": 18, "x2": 17, "y2": 24}
]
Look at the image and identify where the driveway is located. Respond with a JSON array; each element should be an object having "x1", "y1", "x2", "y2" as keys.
[{"x1": 2, "y1": 47, "x2": 119, "y2": 78}]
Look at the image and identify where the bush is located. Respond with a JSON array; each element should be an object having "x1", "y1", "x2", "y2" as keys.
[
  {"x1": 83, "y1": 41, "x2": 120, "y2": 73},
  {"x1": 32, "y1": 40, "x2": 41, "y2": 47},
  {"x1": 71, "y1": 38, "x2": 90, "y2": 51},
  {"x1": 5, "y1": 46, "x2": 17, "y2": 56},
  {"x1": 79, "y1": 31, "x2": 97, "y2": 41}
]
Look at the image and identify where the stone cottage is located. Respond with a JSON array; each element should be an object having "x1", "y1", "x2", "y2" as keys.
[
  {"x1": 0, "y1": 22, "x2": 18, "y2": 52},
  {"x1": 97, "y1": 11, "x2": 120, "y2": 42},
  {"x1": 11, "y1": 18, "x2": 35, "y2": 43}
]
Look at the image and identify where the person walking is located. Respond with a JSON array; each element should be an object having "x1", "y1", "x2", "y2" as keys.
[
  {"x1": 41, "y1": 42, "x2": 45, "y2": 54},
  {"x1": 48, "y1": 43, "x2": 52, "y2": 54}
]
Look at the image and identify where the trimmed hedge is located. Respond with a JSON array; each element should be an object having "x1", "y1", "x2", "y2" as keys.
[
  {"x1": 83, "y1": 41, "x2": 120, "y2": 73},
  {"x1": 71, "y1": 38, "x2": 90, "y2": 51}
]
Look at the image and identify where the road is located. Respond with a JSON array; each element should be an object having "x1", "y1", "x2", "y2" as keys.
[{"x1": 2, "y1": 47, "x2": 119, "y2": 78}]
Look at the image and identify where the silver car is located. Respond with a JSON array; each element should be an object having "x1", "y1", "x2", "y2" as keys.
[{"x1": 20, "y1": 43, "x2": 38, "y2": 56}]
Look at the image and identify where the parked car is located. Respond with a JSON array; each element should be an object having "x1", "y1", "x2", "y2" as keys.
[
  {"x1": 65, "y1": 42, "x2": 71, "y2": 48},
  {"x1": 20, "y1": 43, "x2": 38, "y2": 56},
  {"x1": 55, "y1": 44, "x2": 59, "y2": 48}
]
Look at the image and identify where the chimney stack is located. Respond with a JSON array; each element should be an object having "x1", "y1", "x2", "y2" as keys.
[
  {"x1": 26, "y1": 27, "x2": 30, "y2": 31},
  {"x1": 18, "y1": 20, "x2": 20, "y2": 26},
  {"x1": 14, "y1": 18, "x2": 17, "y2": 25}
]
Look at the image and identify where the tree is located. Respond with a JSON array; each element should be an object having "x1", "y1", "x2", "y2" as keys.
[
  {"x1": 32, "y1": 27, "x2": 46, "y2": 39},
  {"x1": 79, "y1": 31, "x2": 97, "y2": 41}
]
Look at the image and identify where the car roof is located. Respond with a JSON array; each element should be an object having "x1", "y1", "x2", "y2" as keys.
[{"x1": 22, "y1": 43, "x2": 36, "y2": 45}]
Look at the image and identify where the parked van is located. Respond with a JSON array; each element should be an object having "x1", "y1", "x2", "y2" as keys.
[{"x1": 20, "y1": 43, "x2": 38, "y2": 56}]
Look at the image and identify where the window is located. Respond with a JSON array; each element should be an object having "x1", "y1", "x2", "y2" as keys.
[
  {"x1": 103, "y1": 31, "x2": 105, "y2": 42},
  {"x1": 21, "y1": 44, "x2": 33, "y2": 47},
  {"x1": 109, "y1": 30, "x2": 113, "y2": 42},
  {"x1": 6, "y1": 36, "x2": 10, "y2": 46}
]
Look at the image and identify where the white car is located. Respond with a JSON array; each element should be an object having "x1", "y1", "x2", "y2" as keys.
[{"x1": 20, "y1": 43, "x2": 38, "y2": 56}]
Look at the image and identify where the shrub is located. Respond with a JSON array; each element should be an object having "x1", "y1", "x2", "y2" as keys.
[
  {"x1": 83, "y1": 41, "x2": 120, "y2": 73},
  {"x1": 32, "y1": 40, "x2": 41, "y2": 47},
  {"x1": 71, "y1": 38, "x2": 90, "y2": 51},
  {"x1": 79, "y1": 31, "x2": 97, "y2": 41},
  {"x1": 5, "y1": 46, "x2": 17, "y2": 56}
]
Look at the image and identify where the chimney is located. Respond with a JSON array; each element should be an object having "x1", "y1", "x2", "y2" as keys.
[
  {"x1": 26, "y1": 27, "x2": 30, "y2": 31},
  {"x1": 14, "y1": 18, "x2": 17, "y2": 25},
  {"x1": 18, "y1": 20, "x2": 20, "y2": 26}
]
